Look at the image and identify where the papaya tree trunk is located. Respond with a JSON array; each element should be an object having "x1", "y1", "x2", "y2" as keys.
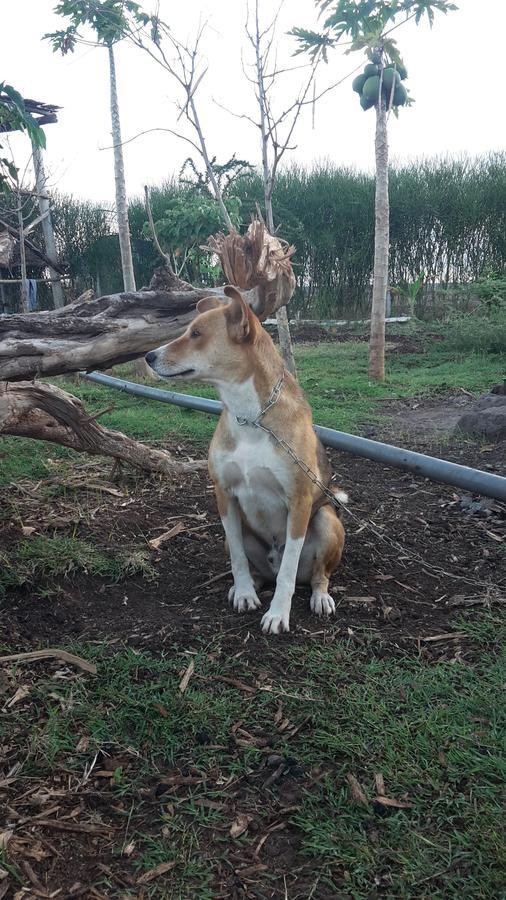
[
  {"x1": 369, "y1": 95, "x2": 389, "y2": 382},
  {"x1": 108, "y1": 43, "x2": 149, "y2": 378}
]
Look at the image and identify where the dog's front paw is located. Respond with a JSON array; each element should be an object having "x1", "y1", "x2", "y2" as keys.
[
  {"x1": 261, "y1": 606, "x2": 290, "y2": 634},
  {"x1": 310, "y1": 591, "x2": 336, "y2": 618},
  {"x1": 228, "y1": 584, "x2": 261, "y2": 613}
]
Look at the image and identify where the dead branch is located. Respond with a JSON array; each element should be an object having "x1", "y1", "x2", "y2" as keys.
[
  {"x1": 0, "y1": 380, "x2": 203, "y2": 475},
  {"x1": 144, "y1": 185, "x2": 172, "y2": 267},
  {"x1": 0, "y1": 648, "x2": 97, "y2": 675},
  {"x1": 204, "y1": 219, "x2": 295, "y2": 312}
]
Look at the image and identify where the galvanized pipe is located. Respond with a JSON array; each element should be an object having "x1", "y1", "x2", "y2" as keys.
[{"x1": 81, "y1": 371, "x2": 506, "y2": 502}]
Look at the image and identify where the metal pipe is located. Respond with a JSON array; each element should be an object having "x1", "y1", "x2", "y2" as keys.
[{"x1": 81, "y1": 371, "x2": 506, "y2": 502}]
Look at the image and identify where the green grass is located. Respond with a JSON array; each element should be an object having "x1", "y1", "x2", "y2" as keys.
[
  {"x1": 2, "y1": 622, "x2": 505, "y2": 897},
  {"x1": 0, "y1": 535, "x2": 156, "y2": 597}
]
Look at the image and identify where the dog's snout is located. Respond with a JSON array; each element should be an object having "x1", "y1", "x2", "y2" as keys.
[{"x1": 145, "y1": 350, "x2": 158, "y2": 366}]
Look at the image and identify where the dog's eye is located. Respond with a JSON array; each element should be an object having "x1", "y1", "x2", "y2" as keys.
[{"x1": 190, "y1": 329, "x2": 201, "y2": 339}]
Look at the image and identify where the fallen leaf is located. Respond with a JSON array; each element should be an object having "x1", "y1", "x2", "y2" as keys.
[
  {"x1": 149, "y1": 522, "x2": 186, "y2": 550},
  {"x1": 254, "y1": 822, "x2": 286, "y2": 857},
  {"x1": 347, "y1": 596, "x2": 376, "y2": 604},
  {"x1": 137, "y1": 861, "x2": 177, "y2": 884},
  {"x1": 157, "y1": 774, "x2": 204, "y2": 787},
  {"x1": 34, "y1": 819, "x2": 112, "y2": 835},
  {"x1": 0, "y1": 831, "x2": 13, "y2": 850},
  {"x1": 374, "y1": 773, "x2": 385, "y2": 796},
  {"x1": 235, "y1": 864, "x2": 268, "y2": 878},
  {"x1": 123, "y1": 840, "x2": 136, "y2": 857},
  {"x1": 0, "y1": 649, "x2": 96, "y2": 675},
  {"x1": 374, "y1": 795, "x2": 412, "y2": 809},
  {"x1": 211, "y1": 675, "x2": 256, "y2": 693},
  {"x1": 420, "y1": 632, "x2": 466, "y2": 643},
  {"x1": 179, "y1": 659, "x2": 195, "y2": 694},
  {"x1": 5, "y1": 685, "x2": 30, "y2": 708},
  {"x1": 230, "y1": 814, "x2": 253, "y2": 839},
  {"x1": 20, "y1": 525, "x2": 36, "y2": 537},
  {"x1": 345, "y1": 773, "x2": 369, "y2": 807},
  {"x1": 374, "y1": 574, "x2": 394, "y2": 582},
  {"x1": 484, "y1": 530, "x2": 504, "y2": 543}
]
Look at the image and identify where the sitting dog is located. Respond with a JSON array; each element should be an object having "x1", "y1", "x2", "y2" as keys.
[{"x1": 145, "y1": 286, "x2": 346, "y2": 634}]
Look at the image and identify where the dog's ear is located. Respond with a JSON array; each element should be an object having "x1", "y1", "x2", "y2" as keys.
[
  {"x1": 224, "y1": 285, "x2": 250, "y2": 343},
  {"x1": 196, "y1": 296, "x2": 223, "y2": 314}
]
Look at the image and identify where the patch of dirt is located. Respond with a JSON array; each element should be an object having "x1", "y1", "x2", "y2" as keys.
[
  {"x1": 270, "y1": 326, "x2": 431, "y2": 353},
  {"x1": 369, "y1": 391, "x2": 482, "y2": 440},
  {"x1": 1, "y1": 438, "x2": 504, "y2": 657}
]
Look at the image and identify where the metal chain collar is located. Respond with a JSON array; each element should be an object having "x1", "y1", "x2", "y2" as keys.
[
  {"x1": 235, "y1": 370, "x2": 348, "y2": 515},
  {"x1": 235, "y1": 372, "x2": 285, "y2": 428}
]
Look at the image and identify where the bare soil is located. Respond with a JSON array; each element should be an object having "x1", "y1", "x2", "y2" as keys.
[
  {"x1": 368, "y1": 391, "x2": 479, "y2": 441},
  {"x1": 272, "y1": 324, "x2": 432, "y2": 353},
  {"x1": 2, "y1": 437, "x2": 504, "y2": 658}
]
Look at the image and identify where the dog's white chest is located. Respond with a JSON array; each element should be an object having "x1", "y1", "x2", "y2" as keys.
[{"x1": 214, "y1": 426, "x2": 289, "y2": 542}]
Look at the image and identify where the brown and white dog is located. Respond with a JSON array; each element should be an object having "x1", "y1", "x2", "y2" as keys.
[{"x1": 145, "y1": 286, "x2": 346, "y2": 634}]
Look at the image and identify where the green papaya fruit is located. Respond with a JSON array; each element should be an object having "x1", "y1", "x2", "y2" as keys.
[
  {"x1": 382, "y1": 67, "x2": 400, "y2": 94},
  {"x1": 363, "y1": 63, "x2": 378, "y2": 77},
  {"x1": 393, "y1": 83, "x2": 408, "y2": 106},
  {"x1": 362, "y1": 75, "x2": 380, "y2": 104},
  {"x1": 352, "y1": 73, "x2": 368, "y2": 94},
  {"x1": 397, "y1": 62, "x2": 408, "y2": 80},
  {"x1": 360, "y1": 92, "x2": 376, "y2": 111}
]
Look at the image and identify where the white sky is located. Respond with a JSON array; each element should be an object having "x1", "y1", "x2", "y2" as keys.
[{"x1": 3, "y1": 0, "x2": 506, "y2": 204}]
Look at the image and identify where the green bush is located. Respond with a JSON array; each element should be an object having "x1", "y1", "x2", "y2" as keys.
[{"x1": 440, "y1": 305, "x2": 506, "y2": 354}]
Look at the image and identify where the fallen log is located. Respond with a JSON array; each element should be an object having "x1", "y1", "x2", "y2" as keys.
[
  {"x1": 0, "y1": 380, "x2": 204, "y2": 474},
  {"x1": 0, "y1": 222, "x2": 295, "y2": 382}
]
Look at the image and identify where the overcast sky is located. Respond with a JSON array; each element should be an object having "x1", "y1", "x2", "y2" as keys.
[{"x1": 3, "y1": 0, "x2": 506, "y2": 204}]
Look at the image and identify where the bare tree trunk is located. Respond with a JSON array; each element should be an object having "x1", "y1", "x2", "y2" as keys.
[
  {"x1": 188, "y1": 97, "x2": 235, "y2": 233},
  {"x1": 254, "y1": 12, "x2": 297, "y2": 378},
  {"x1": 369, "y1": 97, "x2": 389, "y2": 382},
  {"x1": 31, "y1": 143, "x2": 66, "y2": 309},
  {"x1": 264, "y1": 193, "x2": 296, "y2": 377},
  {"x1": 108, "y1": 43, "x2": 149, "y2": 378},
  {"x1": 15, "y1": 187, "x2": 28, "y2": 313}
]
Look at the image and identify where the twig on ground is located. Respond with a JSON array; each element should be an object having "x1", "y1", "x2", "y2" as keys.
[{"x1": 0, "y1": 649, "x2": 96, "y2": 675}]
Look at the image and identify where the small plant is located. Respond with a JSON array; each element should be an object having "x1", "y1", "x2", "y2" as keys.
[{"x1": 471, "y1": 271, "x2": 506, "y2": 309}]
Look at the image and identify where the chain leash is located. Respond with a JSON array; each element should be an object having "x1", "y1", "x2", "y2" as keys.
[{"x1": 234, "y1": 371, "x2": 501, "y2": 591}]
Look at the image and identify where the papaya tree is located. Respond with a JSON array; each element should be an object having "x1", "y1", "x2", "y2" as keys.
[
  {"x1": 293, "y1": 0, "x2": 456, "y2": 381},
  {"x1": 0, "y1": 84, "x2": 47, "y2": 192}
]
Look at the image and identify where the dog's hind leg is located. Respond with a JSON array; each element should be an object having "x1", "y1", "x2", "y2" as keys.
[{"x1": 298, "y1": 505, "x2": 345, "y2": 618}]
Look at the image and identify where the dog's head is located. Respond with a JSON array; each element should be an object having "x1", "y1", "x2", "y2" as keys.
[{"x1": 145, "y1": 285, "x2": 257, "y2": 384}]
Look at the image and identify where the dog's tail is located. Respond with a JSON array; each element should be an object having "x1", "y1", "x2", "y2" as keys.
[{"x1": 332, "y1": 487, "x2": 349, "y2": 518}]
